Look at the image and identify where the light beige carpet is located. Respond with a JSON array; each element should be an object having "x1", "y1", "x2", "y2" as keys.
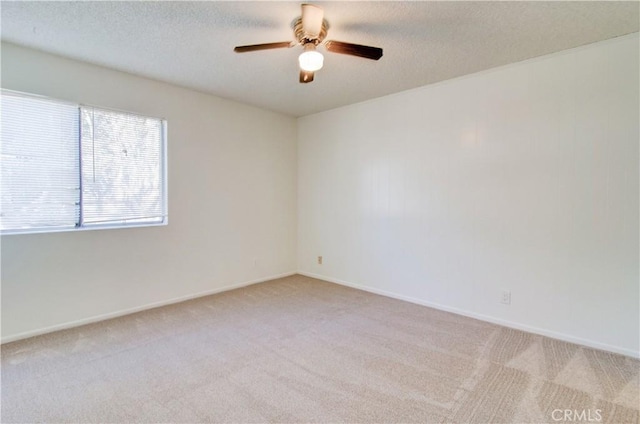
[{"x1": 1, "y1": 275, "x2": 638, "y2": 423}]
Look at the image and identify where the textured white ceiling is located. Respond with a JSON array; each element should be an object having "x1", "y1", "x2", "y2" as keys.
[{"x1": 1, "y1": 1, "x2": 638, "y2": 117}]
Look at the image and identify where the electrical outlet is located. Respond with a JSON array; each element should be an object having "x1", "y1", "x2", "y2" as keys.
[
  {"x1": 317, "y1": 256, "x2": 323, "y2": 265},
  {"x1": 501, "y1": 291, "x2": 511, "y2": 305}
]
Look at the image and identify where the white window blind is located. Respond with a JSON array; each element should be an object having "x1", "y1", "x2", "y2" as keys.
[
  {"x1": 0, "y1": 90, "x2": 167, "y2": 234},
  {"x1": 1, "y1": 93, "x2": 80, "y2": 232},
  {"x1": 80, "y1": 107, "x2": 165, "y2": 226}
]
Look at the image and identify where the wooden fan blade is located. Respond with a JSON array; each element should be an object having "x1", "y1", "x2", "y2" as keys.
[
  {"x1": 234, "y1": 42, "x2": 292, "y2": 53},
  {"x1": 300, "y1": 70, "x2": 314, "y2": 83},
  {"x1": 325, "y1": 40, "x2": 383, "y2": 60},
  {"x1": 301, "y1": 4, "x2": 324, "y2": 37}
]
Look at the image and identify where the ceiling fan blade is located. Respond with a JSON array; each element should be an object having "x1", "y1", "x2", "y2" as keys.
[
  {"x1": 234, "y1": 42, "x2": 293, "y2": 53},
  {"x1": 301, "y1": 4, "x2": 324, "y2": 38},
  {"x1": 300, "y1": 70, "x2": 314, "y2": 83},
  {"x1": 325, "y1": 40, "x2": 383, "y2": 60}
]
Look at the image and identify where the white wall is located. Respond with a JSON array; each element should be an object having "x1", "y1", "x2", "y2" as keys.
[
  {"x1": 3, "y1": 35, "x2": 638, "y2": 357},
  {"x1": 298, "y1": 34, "x2": 639, "y2": 357},
  {"x1": 1, "y1": 43, "x2": 297, "y2": 341}
]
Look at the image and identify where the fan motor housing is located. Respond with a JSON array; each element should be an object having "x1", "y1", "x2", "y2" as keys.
[{"x1": 293, "y1": 17, "x2": 329, "y2": 45}]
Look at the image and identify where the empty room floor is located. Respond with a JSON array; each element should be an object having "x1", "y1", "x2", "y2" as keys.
[{"x1": 1, "y1": 275, "x2": 638, "y2": 423}]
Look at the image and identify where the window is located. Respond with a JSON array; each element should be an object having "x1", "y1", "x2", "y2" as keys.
[{"x1": 1, "y1": 90, "x2": 167, "y2": 234}]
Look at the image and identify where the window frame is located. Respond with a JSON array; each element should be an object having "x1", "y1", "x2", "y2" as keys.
[{"x1": 1, "y1": 89, "x2": 168, "y2": 235}]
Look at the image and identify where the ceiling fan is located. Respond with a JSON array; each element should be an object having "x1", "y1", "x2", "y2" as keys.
[{"x1": 234, "y1": 4, "x2": 383, "y2": 83}]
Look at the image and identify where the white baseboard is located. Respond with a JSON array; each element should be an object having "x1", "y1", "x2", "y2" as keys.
[
  {"x1": 1, "y1": 271, "x2": 297, "y2": 344},
  {"x1": 298, "y1": 271, "x2": 640, "y2": 359},
  {"x1": 5, "y1": 269, "x2": 638, "y2": 359}
]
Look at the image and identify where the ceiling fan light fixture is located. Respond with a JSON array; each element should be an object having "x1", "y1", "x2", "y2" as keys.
[
  {"x1": 233, "y1": 3, "x2": 383, "y2": 84},
  {"x1": 299, "y1": 43, "x2": 324, "y2": 71}
]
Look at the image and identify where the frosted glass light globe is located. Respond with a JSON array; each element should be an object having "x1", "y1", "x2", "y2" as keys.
[{"x1": 299, "y1": 45, "x2": 324, "y2": 71}]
